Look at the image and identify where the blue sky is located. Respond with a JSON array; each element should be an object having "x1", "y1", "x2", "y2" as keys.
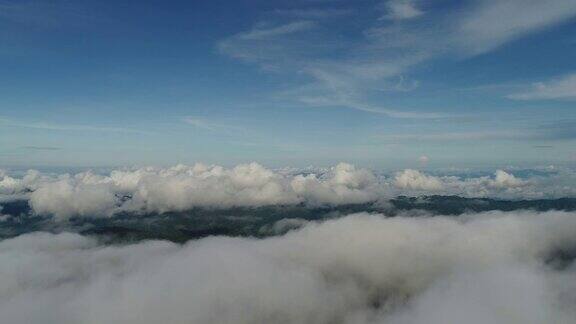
[{"x1": 1, "y1": 0, "x2": 576, "y2": 169}]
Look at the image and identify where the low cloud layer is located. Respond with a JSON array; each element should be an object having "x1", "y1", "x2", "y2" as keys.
[
  {"x1": 1, "y1": 210, "x2": 576, "y2": 323},
  {"x1": 1, "y1": 163, "x2": 576, "y2": 219}
]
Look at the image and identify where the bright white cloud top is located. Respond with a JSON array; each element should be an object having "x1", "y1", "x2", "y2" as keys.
[
  {"x1": 1, "y1": 210, "x2": 576, "y2": 323},
  {"x1": 2, "y1": 163, "x2": 576, "y2": 219}
]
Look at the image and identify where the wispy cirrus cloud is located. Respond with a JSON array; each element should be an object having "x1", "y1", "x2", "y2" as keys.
[
  {"x1": 380, "y1": 0, "x2": 423, "y2": 21},
  {"x1": 0, "y1": 0, "x2": 89, "y2": 27},
  {"x1": 182, "y1": 116, "x2": 220, "y2": 131},
  {"x1": 508, "y1": 73, "x2": 576, "y2": 101},
  {"x1": 296, "y1": 95, "x2": 445, "y2": 119},
  {"x1": 375, "y1": 120, "x2": 576, "y2": 143},
  {"x1": 236, "y1": 20, "x2": 315, "y2": 41},
  {"x1": 0, "y1": 117, "x2": 147, "y2": 134},
  {"x1": 455, "y1": 0, "x2": 576, "y2": 55},
  {"x1": 377, "y1": 130, "x2": 523, "y2": 143},
  {"x1": 273, "y1": 8, "x2": 353, "y2": 19},
  {"x1": 182, "y1": 116, "x2": 245, "y2": 133},
  {"x1": 219, "y1": 0, "x2": 576, "y2": 119},
  {"x1": 21, "y1": 146, "x2": 62, "y2": 151}
]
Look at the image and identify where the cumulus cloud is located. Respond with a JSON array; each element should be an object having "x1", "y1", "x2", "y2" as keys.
[
  {"x1": 28, "y1": 175, "x2": 118, "y2": 220},
  {"x1": 492, "y1": 169, "x2": 528, "y2": 188},
  {"x1": 0, "y1": 163, "x2": 384, "y2": 219},
  {"x1": 0, "y1": 170, "x2": 45, "y2": 202},
  {"x1": 394, "y1": 169, "x2": 443, "y2": 191},
  {"x1": 122, "y1": 162, "x2": 301, "y2": 214},
  {"x1": 1, "y1": 210, "x2": 576, "y2": 323},
  {"x1": 292, "y1": 163, "x2": 381, "y2": 205},
  {"x1": 390, "y1": 169, "x2": 561, "y2": 199},
  {"x1": 2, "y1": 163, "x2": 576, "y2": 219},
  {"x1": 0, "y1": 174, "x2": 22, "y2": 195}
]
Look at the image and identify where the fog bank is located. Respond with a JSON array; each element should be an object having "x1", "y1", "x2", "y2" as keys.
[{"x1": 1, "y1": 210, "x2": 576, "y2": 323}]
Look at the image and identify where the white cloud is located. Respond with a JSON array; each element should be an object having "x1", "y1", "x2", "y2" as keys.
[
  {"x1": 123, "y1": 163, "x2": 302, "y2": 213},
  {"x1": 237, "y1": 21, "x2": 315, "y2": 41},
  {"x1": 28, "y1": 175, "x2": 118, "y2": 220},
  {"x1": 0, "y1": 116, "x2": 146, "y2": 134},
  {"x1": 1, "y1": 210, "x2": 576, "y2": 323},
  {"x1": 3, "y1": 164, "x2": 576, "y2": 219},
  {"x1": 376, "y1": 121, "x2": 576, "y2": 142},
  {"x1": 259, "y1": 218, "x2": 310, "y2": 235},
  {"x1": 0, "y1": 175, "x2": 22, "y2": 195},
  {"x1": 508, "y1": 73, "x2": 576, "y2": 100},
  {"x1": 274, "y1": 8, "x2": 353, "y2": 19},
  {"x1": 381, "y1": 0, "x2": 423, "y2": 20},
  {"x1": 455, "y1": 0, "x2": 576, "y2": 55},
  {"x1": 218, "y1": 0, "x2": 576, "y2": 119},
  {"x1": 391, "y1": 169, "x2": 551, "y2": 198},
  {"x1": 182, "y1": 116, "x2": 244, "y2": 133},
  {"x1": 394, "y1": 169, "x2": 443, "y2": 190},
  {"x1": 378, "y1": 130, "x2": 522, "y2": 142},
  {"x1": 0, "y1": 170, "x2": 45, "y2": 201},
  {"x1": 15, "y1": 163, "x2": 382, "y2": 219},
  {"x1": 492, "y1": 170, "x2": 528, "y2": 188},
  {"x1": 182, "y1": 116, "x2": 218, "y2": 130},
  {"x1": 293, "y1": 92, "x2": 444, "y2": 119},
  {"x1": 291, "y1": 163, "x2": 381, "y2": 205}
]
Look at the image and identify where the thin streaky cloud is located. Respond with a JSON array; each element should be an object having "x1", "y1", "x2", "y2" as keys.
[
  {"x1": 219, "y1": 0, "x2": 576, "y2": 119},
  {"x1": 21, "y1": 146, "x2": 62, "y2": 151},
  {"x1": 344, "y1": 101, "x2": 446, "y2": 119},
  {"x1": 376, "y1": 130, "x2": 523, "y2": 142},
  {"x1": 237, "y1": 21, "x2": 315, "y2": 40},
  {"x1": 296, "y1": 95, "x2": 446, "y2": 119},
  {"x1": 0, "y1": 117, "x2": 148, "y2": 134},
  {"x1": 182, "y1": 117, "x2": 219, "y2": 131},
  {"x1": 273, "y1": 8, "x2": 353, "y2": 19},
  {"x1": 455, "y1": 0, "x2": 576, "y2": 55},
  {"x1": 380, "y1": 0, "x2": 423, "y2": 21},
  {"x1": 508, "y1": 73, "x2": 576, "y2": 101},
  {"x1": 182, "y1": 116, "x2": 245, "y2": 133},
  {"x1": 0, "y1": 1, "x2": 89, "y2": 27},
  {"x1": 376, "y1": 120, "x2": 576, "y2": 143}
]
